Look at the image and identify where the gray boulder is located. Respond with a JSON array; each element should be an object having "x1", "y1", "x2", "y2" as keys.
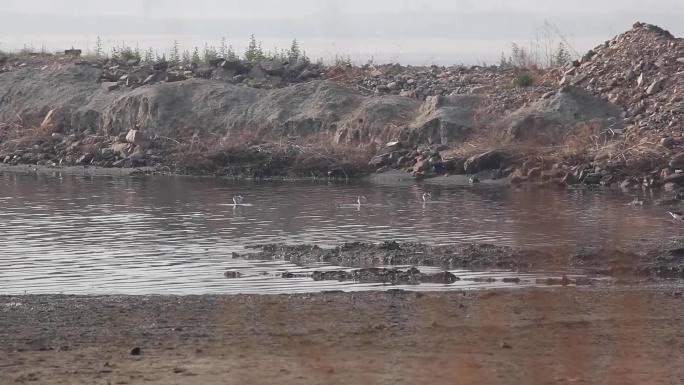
[
  {"x1": 463, "y1": 150, "x2": 506, "y2": 174},
  {"x1": 405, "y1": 94, "x2": 482, "y2": 145}
]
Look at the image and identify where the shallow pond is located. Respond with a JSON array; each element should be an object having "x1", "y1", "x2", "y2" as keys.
[{"x1": 0, "y1": 170, "x2": 678, "y2": 294}]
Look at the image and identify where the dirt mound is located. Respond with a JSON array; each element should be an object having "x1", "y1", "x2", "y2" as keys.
[
  {"x1": 504, "y1": 85, "x2": 623, "y2": 144},
  {"x1": 563, "y1": 22, "x2": 684, "y2": 139},
  {"x1": 0, "y1": 61, "x2": 410, "y2": 142},
  {"x1": 0, "y1": 58, "x2": 499, "y2": 175}
]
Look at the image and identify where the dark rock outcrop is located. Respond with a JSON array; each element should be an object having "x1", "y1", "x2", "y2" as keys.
[{"x1": 463, "y1": 150, "x2": 507, "y2": 174}]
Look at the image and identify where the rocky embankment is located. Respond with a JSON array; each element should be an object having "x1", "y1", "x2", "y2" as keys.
[
  {"x1": 233, "y1": 241, "x2": 684, "y2": 279},
  {"x1": 1, "y1": 22, "x2": 684, "y2": 185}
]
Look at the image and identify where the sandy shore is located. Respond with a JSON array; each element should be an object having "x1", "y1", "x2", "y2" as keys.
[{"x1": 2, "y1": 288, "x2": 683, "y2": 385}]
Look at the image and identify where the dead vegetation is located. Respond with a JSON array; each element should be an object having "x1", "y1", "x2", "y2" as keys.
[{"x1": 168, "y1": 130, "x2": 375, "y2": 178}]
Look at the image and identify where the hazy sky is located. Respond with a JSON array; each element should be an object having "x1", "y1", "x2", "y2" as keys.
[{"x1": 1, "y1": 0, "x2": 682, "y2": 65}]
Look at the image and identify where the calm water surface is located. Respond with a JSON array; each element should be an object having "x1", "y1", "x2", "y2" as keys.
[{"x1": 0, "y1": 170, "x2": 677, "y2": 295}]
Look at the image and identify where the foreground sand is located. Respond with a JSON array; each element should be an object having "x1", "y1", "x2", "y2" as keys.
[{"x1": 1, "y1": 288, "x2": 683, "y2": 385}]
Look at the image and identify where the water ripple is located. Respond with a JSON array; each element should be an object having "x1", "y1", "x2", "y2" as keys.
[{"x1": 0, "y1": 171, "x2": 674, "y2": 294}]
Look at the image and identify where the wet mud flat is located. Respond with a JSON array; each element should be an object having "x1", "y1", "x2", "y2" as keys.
[
  {"x1": 1, "y1": 288, "x2": 684, "y2": 385},
  {"x1": 237, "y1": 241, "x2": 684, "y2": 279}
]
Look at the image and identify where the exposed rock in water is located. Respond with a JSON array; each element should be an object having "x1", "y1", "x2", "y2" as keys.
[
  {"x1": 311, "y1": 267, "x2": 459, "y2": 284},
  {"x1": 236, "y1": 242, "x2": 536, "y2": 270},
  {"x1": 224, "y1": 270, "x2": 241, "y2": 279},
  {"x1": 236, "y1": 241, "x2": 684, "y2": 279}
]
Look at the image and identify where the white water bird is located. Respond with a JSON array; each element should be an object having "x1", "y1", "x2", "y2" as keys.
[
  {"x1": 335, "y1": 195, "x2": 368, "y2": 209},
  {"x1": 233, "y1": 194, "x2": 245, "y2": 205},
  {"x1": 422, "y1": 192, "x2": 432, "y2": 202}
]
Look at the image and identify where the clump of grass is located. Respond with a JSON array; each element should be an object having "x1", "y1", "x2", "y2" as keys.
[
  {"x1": 502, "y1": 20, "x2": 578, "y2": 70},
  {"x1": 513, "y1": 73, "x2": 533, "y2": 87}
]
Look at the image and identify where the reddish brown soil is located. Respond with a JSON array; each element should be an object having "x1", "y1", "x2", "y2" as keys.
[{"x1": 2, "y1": 288, "x2": 683, "y2": 385}]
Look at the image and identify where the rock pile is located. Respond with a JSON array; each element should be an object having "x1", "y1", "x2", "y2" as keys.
[
  {"x1": 537, "y1": 22, "x2": 684, "y2": 187},
  {"x1": 97, "y1": 57, "x2": 324, "y2": 90},
  {"x1": 0, "y1": 131, "x2": 160, "y2": 169},
  {"x1": 367, "y1": 23, "x2": 684, "y2": 186},
  {"x1": 562, "y1": 22, "x2": 684, "y2": 137},
  {"x1": 0, "y1": 52, "x2": 324, "y2": 90},
  {"x1": 326, "y1": 63, "x2": 556, "y2": 115}
]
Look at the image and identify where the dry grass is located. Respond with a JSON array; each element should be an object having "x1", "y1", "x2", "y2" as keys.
[
  {"x1": 441, "y1": 119, "x2": 660, "y2": 175},
  {"x1": 168, "y1": 129, "x2": 375, "y2": 177},
  {"x1": 0, "y1": 112, "x2": 56, "y2": 152}
]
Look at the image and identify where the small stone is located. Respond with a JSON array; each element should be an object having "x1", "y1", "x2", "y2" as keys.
[
  {"x1": 101, "y1": 82, "x2": 119, "y2": 92},
  {"x1": 125, "y1": 130, "x2": 146, "y2": 146},
  {"x1": 500, "y1": 341, "x2": 513, "y2": 349},
  {"x1": 624, "y1": 70, "x2": 635, "y2": 82},
  {"x1": 661, "y1": 137, "x2": 676, "y2": 148},
  {"x1": 619, "y1": 178, "x2": 640, "y2": 190},
  {"x1": 526, "y1": 167, "x2": 542, "y2": 179},
  {"x1": 646, "y1": 78, "x2": 666, "y2": 95},
  {"x1": 637, "y1": 73, "x2": 645, "y2": 87},
  {"x1": 669, "y1": 152, "x2": 684, "y2": 169},
  {"x1": 559, "y1": 75, "x2": 574, "y2": 86},
  {"x1": 561, "y1": 172, "x2": 577, "y2": 185},
  {"x1": 563, "y1": 67, "x2": 577, "y2": 77},
  {"x1": 663, "y1": 172, "x2": 684, "y2": 185},
  {"x1": 130, "y1": 347, "x2": 141, "y2": 356},
  {"x1": 582, "y1": 173, "x2": 602, "y2": 185},
  {"x1": 76, "y1": 154, "x2": 93, "y2": 165},
  {"x1": 166, "y1": 72, "x2": 186, "y2": 82},
  {"x1": 463, "y1": 150, "x2": 505, "y2": 174}
]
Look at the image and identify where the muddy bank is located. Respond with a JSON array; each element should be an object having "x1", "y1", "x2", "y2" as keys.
[
  {"x1": 236, "y1": 241, "x2": 684, "y2": 278},
  {"x1": 0, "y1": 142, "x2": 373, "y2": 179},
  {"x1": 1, "y1": 289, "x2": 683, "y2": 385},
  {"x1": 0, "y1": 163, "x2": 158, "y2": 177}
]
